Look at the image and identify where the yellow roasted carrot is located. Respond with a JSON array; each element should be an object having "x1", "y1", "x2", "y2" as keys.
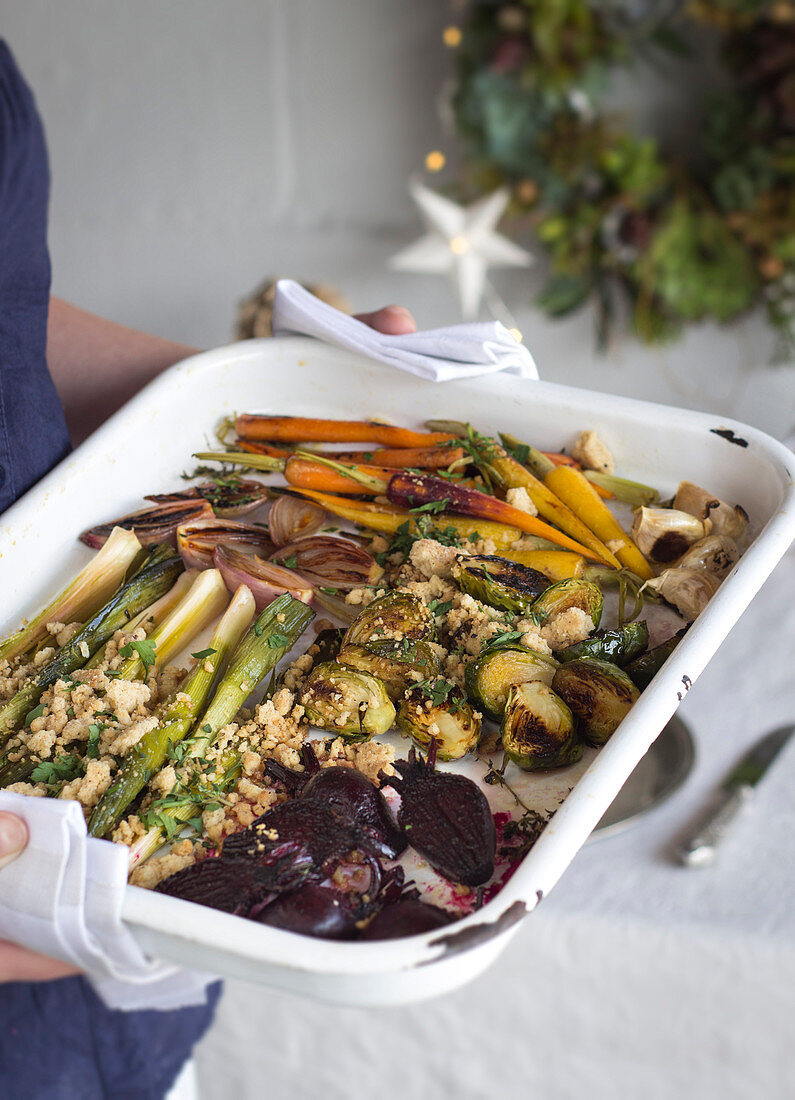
[
  {"x1": 426, "y1": 424, "x2": 621, "y2": 570},
  {"x1": 544, "y1": 465, "x2": 654, "y2": 580},
  {"x1": 499, "y1": 549, "x2": 585, "y2": 581},
  {"x1": 283, "y1": 489, "x2": 523, "y2": 549}
]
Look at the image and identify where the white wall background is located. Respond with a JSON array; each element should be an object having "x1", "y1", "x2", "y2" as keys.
[
  {"x1": 4, "y1": 0, "x2": 794, "y2": 440},
  {"x1": 3, "y1": 4, "x2": 794, "y2": 1099}
]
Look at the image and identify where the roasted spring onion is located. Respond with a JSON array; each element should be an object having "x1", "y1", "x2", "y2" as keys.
[
  {"x1": 116, "y1": 592, "x2": 314, "y2": 856},
  {"x1": 0, "y1": 546, "x2": 184, "y2": 744},
  {"x1": 114, "y1": 568, "x2": 230, "y2": 681},
  {"x1": 88, "y1": 585, "x2": 256, "y2": 838},
  {"x1": 0, "y1": 527, "x2": 142, "y2": 665}
]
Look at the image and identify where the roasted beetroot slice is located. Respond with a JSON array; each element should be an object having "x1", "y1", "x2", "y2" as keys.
[
  {"x1": 253, "y1": 885, "x2": 360, "y2": 939},
  {"x1": 301, "y1": 766, "x2": 406, "y2": 859},
  {"x1": 382, "y1": 750, "x2": 496, "y2": 887},
  {"x1": 154, "y1": 857, "x2": 275, "y2": 916},
  {"x1": 220, "y1": 800, "x2": 376, "y2": 884},
  {"x1": 361, "y1": 898, "x2": 455, "y2": 940}
]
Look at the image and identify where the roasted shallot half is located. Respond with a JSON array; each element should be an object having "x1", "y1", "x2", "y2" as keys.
[
  {"x1": 146, "y1": 478, "x2": 270, "y2": 517},
  {"x1": 80, "y1": 500, "x2": 213, "y2": 549},
  {"x1": 267, "y1": 495, "x2": 327, "y2": 547},
  {"x1": 213, "y1": 544, "x2": 312, "y2": 608},
  {"x1": 270, "y1": 535, "x2": 381, "y2": 591},
  {"x1": 176, "y1": 518, "x2": 275, "y2": 570}
]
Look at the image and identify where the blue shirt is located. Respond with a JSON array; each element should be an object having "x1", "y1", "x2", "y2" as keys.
[{"x1": 0, "y1": 41, "x2": 220, "y2": 1099}]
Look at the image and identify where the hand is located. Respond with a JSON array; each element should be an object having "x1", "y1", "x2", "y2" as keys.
[
  {"x1": 0, "y1": 812, "x2": 79, "y2": 983},
  {"x1": 354, "y1": 305, "x2": 417, "y2": 335}
]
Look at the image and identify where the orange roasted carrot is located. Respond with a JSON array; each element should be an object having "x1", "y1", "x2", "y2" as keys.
[
  {"x1": 235, "y1": 414, "x2": 457, "y2": 449},
  {"x1": 237, "y1": 440, "x2": 465, "y2": 471},
  {"x1": 237, "y1": 440, "x2": 292, "y2": 459},
  {"x1": 283, "y1": 458, "x2": 393, "y2": 495},
  {"x1": 311, "y1": 445, "x2": 465, "y2": 470}
]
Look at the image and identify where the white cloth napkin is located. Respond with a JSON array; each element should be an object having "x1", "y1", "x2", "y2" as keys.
[
  {"x1": 0, "y1": 791, "x2": 213, "y2": 1011},
  {"x1": 271, "y1": 278, "x2": 539, "y2": 382}
]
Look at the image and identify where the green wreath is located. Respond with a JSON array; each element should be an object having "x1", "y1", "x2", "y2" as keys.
[{"x1": 451, "y1": 0, "x2": 795, "y2": 355}]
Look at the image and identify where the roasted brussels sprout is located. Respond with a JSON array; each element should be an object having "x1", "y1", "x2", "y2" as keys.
[
  {"x1": 342, "y1": 591, "x2": 435, "y2": 648},
  {"x1": 397, "y1": 679, "x2": 481, "y2": 761},
  {"x1": 552, "y1": 658, "x2": 640, "y2": 746},
  {"x1": 308, "y1": 626, "x2": 347, "y2": 668},
  {"x1": 529, "y1": 577, "x2": 603, "y2": 628},
  {"x1": 337, "y1": 639, "x2": 441, "y2": 701},
  {"x1": 625, "y1": 629, "x2": 686, "y2": 690},
  {"x1": 465, "y1": 644, "x2": 558, "y2": 718},
  {"x1": 557, "y1": 621, "x2": 649, "y2": 667},
  {"x1": 301, "y1": 662, "x2": 396, "y2": 740},
  {"x1": 453, "y1": 554, "x2": 551, "y2": 616},
  {"x1": 501, "y1": 681, "x2": 582, "y2": 771}
]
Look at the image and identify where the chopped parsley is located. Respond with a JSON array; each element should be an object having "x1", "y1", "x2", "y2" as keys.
[
  {"x1": 86, "y1": 724, "x2": 102, "y2": 759},
  {"x1": 191, "y1": 647, "x2": 217, "y2": 660},
  {"x1": 30, "y1": 753, "x2": 83, "y2": 787},
  {"x1": 281, "y1": 554, "x2": 298, "y2": 569},
  {"x1": 409, "y1": 498, "x2": 450, "y2": 515},
  {"x1": 24, "y1": 703, "x2": 45, "y2": 727},
  {"x1": 119, "y1": 639, "x2": 157, "y2": 672}
]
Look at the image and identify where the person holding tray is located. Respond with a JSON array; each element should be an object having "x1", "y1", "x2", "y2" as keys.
[{"x1": 0, "y1": 39, "x2": 416, "y2": 1100}]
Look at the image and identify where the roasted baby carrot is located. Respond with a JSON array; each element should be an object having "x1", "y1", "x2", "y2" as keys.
[
  {"x1": 235, "y1": 415, "x2": 456, "y2": 449},
  {"x1": 500, "y1": 436, "x2": 655, "y2": 580},
  {"x1": 282, "y1": 489, "x2": 523, "y2": 549}
]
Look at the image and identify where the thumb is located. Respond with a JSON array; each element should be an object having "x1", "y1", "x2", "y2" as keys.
[{"x1": 0, "y1": 813, "x2": 28, "y2": 871}]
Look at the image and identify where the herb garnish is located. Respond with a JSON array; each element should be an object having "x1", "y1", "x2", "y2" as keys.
[
  {"x1": 119, "y1": 639, "x2": 157, "y2": 672},
  {"x1": 191, "y1": 647, "x2": 217, "y2": 660}
]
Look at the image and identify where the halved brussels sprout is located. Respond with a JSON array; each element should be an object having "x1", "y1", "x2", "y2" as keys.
[
  {"x1": 397, "y1": 679, "x2": 481, "y2": 761},
  {"x1": 525, "y1": 576, "x2": 598, "y2": 629},
  {"x1": 337, "y1": 639, "x2": 441, "y2": 701},
  {"x1": 465, "y1": 644, "x2": 559, "y2": 719},
  {"x1": 557, "y1": 621, "x2": 649, "y2": 667},
  {"x1": 453, "y1": 554, "x2": 551, "y2": 616},
  {"x1": 625, "y1": 629, "x2": 686, "y2": 690},
  {"x1": 529, "y1": 577, "x2": 604, "y2": 627},
  {"x1": 301, "y1": 662, "x2": 396, "y2": 740},
  {"x1": 501, "y1": 681, "x2": 582, "y2": 771},
  {"x1": 552, "y1": 658, "x2": 639, "y2": 746},
  {"x1": 308, "y1": 626, "x2": 347, "y2": 668},
  {"x1": 342, "y1": 591, "x2": 435, "y2": 648}
]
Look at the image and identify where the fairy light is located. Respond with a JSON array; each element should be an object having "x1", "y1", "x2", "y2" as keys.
[
  {"x1": 449, "y1": 235, "x2": 469, "y2": 254},
  {"x1": 443, "y1": 25, "x2": 462, "y2": 47},
  {"x1": 425, "y1": 150, "x2": 446, "y2": 173}
]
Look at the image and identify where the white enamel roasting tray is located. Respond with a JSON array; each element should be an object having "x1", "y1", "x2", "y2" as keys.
[{"x1": 1, "y1": 338, "x2": 793, "y2": 1007}]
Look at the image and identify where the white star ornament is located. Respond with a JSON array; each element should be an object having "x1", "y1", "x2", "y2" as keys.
[{"x1": 390, "y1": 181, "x2": 532, "y2": 320}]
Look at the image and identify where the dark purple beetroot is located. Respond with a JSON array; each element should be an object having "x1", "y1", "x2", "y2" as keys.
[
  {"x1": 361, "y1": 898, "x2": 455, "y2": 940},
  {"x1": 381, "y1": 749, "x2": 496, "y2": 887},
  {"x1": 220, "y1": 800, "x2": 377, "y2": 889},
  {"x1": 253, "y1": 885, "x2": 360, "y2": 939},
  {"x1": 301, "y1": 766, "x2": 406, "y2": 859},
  {"x1": 154, "y1": 857, "x2": 276, "y2": 916}
]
